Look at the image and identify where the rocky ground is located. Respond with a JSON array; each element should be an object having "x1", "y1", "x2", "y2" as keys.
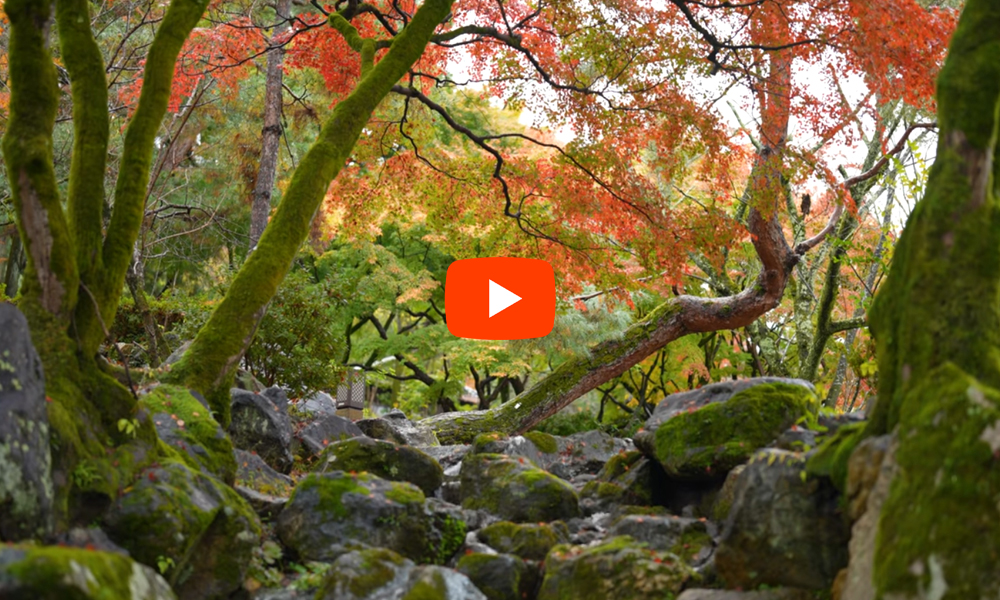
[{"x1": 2, "y1": 329, "x2": 887, "y2": 600}]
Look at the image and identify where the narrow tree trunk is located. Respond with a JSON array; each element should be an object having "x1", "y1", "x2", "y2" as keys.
[
  {"x1": 165, "y1": 0, "x2": 457, "y2": 424},
  {"x1": 248, "y1": 0, "x2": 291, "y2": 250},
  {"x1": 825, "y1": 183, "x2": 894, "y2": 408},
  {"x1": 125, "y1": 247, "x2": 171, "y2": 367}
]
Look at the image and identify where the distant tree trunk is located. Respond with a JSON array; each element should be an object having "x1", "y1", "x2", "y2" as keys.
[
  {"x1": 424, "y1": 31, "x2": 799, "y2": 444},
  {"x1": 125, "y1": 245, "x2": 170, "y2": 367},
  {"x1": 248, "y1": 0, "x2": 291, "y2": 250},
  {"x1": 825, "y1": 183, "x2": 895, "y2": 408}
]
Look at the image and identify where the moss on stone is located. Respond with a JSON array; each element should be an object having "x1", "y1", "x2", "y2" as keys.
[
  {"x1": 456, "y1": 552, "x2": 527, "y2": 600},
  {"x1": 293, "y1": 471, "x2": 371, "y2": 519},
  {"x1": 874, "y1": 364, "x2": 1000, "y2": 598},
  {"x1": 582, "y1": 481, "x2": 624, "y2": 500},
  {"x1": 471, "y1": 432, "x2": 505, "y2": 454},
  {"x1": 401, "y1": 569, "x2": 448, "y2": 600},
  {"x1": 348, "y1": 548, "x2": 408, "y2": 598},
  {"x1": 523, "y1": 431, "x2": 558, "y2": 454},
  {"x1": 2, "y1": 544, "x2": 172, "y2": 599},
  {"x1": 141, "y1": 384, "x2": 236, "y2": 484},
  {"x1": 479, "y1": 521, "x2": 569, "y2": 561},
  {"x1": 430, "y1": 515, "x2": 467, "y2": 566},
  {"x1": 386, "y1": 481, "x2": 426, "y2": 505},
  {"x1": 805, "y1": 421, "x2": 866, "y2": 492},
  {"x1": 463, "y1": 452, "x2": 581, "y2": 522},
  {"x1": 317, "y1": 437, "x2": 443, "y2": 495},
  {"x1": 652, "y1": 382, "x2": 818, "y2": 478},
  {"x1": 539, "y1": 536, "x2": 696, "y2": 600}
]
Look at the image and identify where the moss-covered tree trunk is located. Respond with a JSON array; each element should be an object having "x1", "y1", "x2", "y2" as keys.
[
  {"x1": 2, "y1": 0, "x2": 210, "y2": 528},
  {"x1": 164, "y1": 0, "x2": 455, "y2": 424},
  {"x1": 858, "y1": 4, "x2": 1000, "y2": 596},
  {"x1": 867, "y1": 0, "x2": 1000, "y2": 435},
  {"x1": 423, "y1": 28, "x2": 799, "y2": 444}
]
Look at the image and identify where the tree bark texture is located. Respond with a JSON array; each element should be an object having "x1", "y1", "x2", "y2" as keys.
[{"x1": 248, "y1": 0, "x2": 291, "y2": 250}]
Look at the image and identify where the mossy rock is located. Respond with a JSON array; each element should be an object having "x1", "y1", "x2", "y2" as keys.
[
  {"x1": 140, "y1": 384, "x2": 237, "y2": 484},
  {"x1": 0, "y1": 544, "x2": 176, "y2": 599},
  {"x1": 459, "y1": 453, "x2": 580, "y2": 522},
  {"x1": 538, "y1": 536, "x2": 697, "y2": 600},
  {"x1": 314, "y1": 548, "x2": 486, "y2": 600},
  {"x1": 874, "y1": 363, "x2": 1000, "y2": 598},
  {"x1": 478, "y1": 521, "x2": 571, "y2": 561},
  {"x1": 608, "y1": 515, "x2": 715, "y2": 566},
  {"x1": 581, "y1": 450, "x2": 653, "y2": 509},
  {"x1": 315, "y1": 436, "x2": 444, "y2": 495},
  {"x1": 804, "y1": 421, "x2": 866, "y2": 492},
  {"x1": 456, "y1": 552, "x2": 534, "y2": 600},
  {"x1": 636, "y1": 382, "x2": 818, "y2": 480},
  {"x1": 101, "y1": 460, "x2": 261, "y2": 600},
  {"x1": 0, "y1": 304, "x2": 54, "y2": 541},
  {"x1": 715, "y1": 449, "x2": 848, "y2": 590},
  {"x1": 276, "y1": 471, "x2": 464, "y2": 564},
  {"x1": 314, "y1": 547, "x2": 411, "y2": 600}
]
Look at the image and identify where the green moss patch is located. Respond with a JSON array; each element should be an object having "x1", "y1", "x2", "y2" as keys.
[
  {"x1": 652, "y1": 382, "x2": 818, "y2": 479},
  {"x1": 0, "y1": 544, "x2": 175, "y2": 599},
  {"x1": 523, "y1": 431, "x2": 558, "y2": 454},
  {"x1": 141, "y1": 384, "x2": 236, "y2": 484},
  {"x1": 539, "y1": 536, "x2": 697, "y2": 600},
  {"x1": 479, "y1": 521, "x2": 570, "y2": 561},
  {"x1": 874, "y1": 364, "x2": 1000, "y2": 598},
  {"x1": 316, "y1": 437, "x2": 443, "y2": 495},
  {"x1": 805, "y1": 421, "x2": 866, "y2": 492}
]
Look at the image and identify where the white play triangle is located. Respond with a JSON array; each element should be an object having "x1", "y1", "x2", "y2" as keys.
[{"x1": 488, "y1": 279, "x2": 522, "y2": 318}]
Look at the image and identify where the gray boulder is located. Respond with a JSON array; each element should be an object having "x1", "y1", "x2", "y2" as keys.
[
  {"x1": 357, "y1": 409, "x2": 439, "y2": 446},
  {"x1": 715, "y1": 449, "x2": 849, "y2": 590},
  {"x1": 477, "y1": 521, "x2": 570, "y2": 561},
  {"x1": 456, "y1": 552, "x2": 534, "y2": 600},
  {"x1": 677, "y1": 589, "x2": 816, "y2": 600},
  {"x1": 580, "y1": 450, "x2": 654, "y2": 513},
  {"x1": 474, "y1": 430, "x2": 632, "y2": 480},
  {"x1": 634, "y1": 378, "x2": 817, "y2": 480},
  {"x1": 141, "y1": 384, "x2": 236, "y2": 483},
  {"x1": 229, "y1": 388, "x2": 294, "y2": 474},
  {"x1": 609, "y1": 514, "x2": 716, "y2": 566},
  {"x1": 0, "y1": 303, "x2": 53, "y2": 541},
  {"x1": 314, "y1": 436, "x2": 443, "y2": 495},
  {"x1": 314, "y1": 548, "x2": 486, "y2": 600},
  {"x1": 102, "y1": 461, "x2": 262, "y2": 600},
  {"x1": 295, "y1": 391, "x2": 337, "y2": 420},
  {"x1": 234, "y1": 449, "x2": 295, "y2": 519},
  {"x1": 276, "y1": 471, "x2": 465, "y2": 564},
  {"x1": 460, "y1": 453, "x2": 580, "y2": 523},
  {"x1": 538, "y1": 536, "x2": 696, "y2": 600},
  {"x1": 0, "y1": 545, "x2": 175, "y2": 599},
  {"x1": 296, "y1": 414, "x2": 364, "y2": 458}
]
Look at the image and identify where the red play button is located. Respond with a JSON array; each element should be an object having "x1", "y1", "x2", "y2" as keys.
[{"x1": 445, "y1": 258, "x2": 555, "y2": 340}]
